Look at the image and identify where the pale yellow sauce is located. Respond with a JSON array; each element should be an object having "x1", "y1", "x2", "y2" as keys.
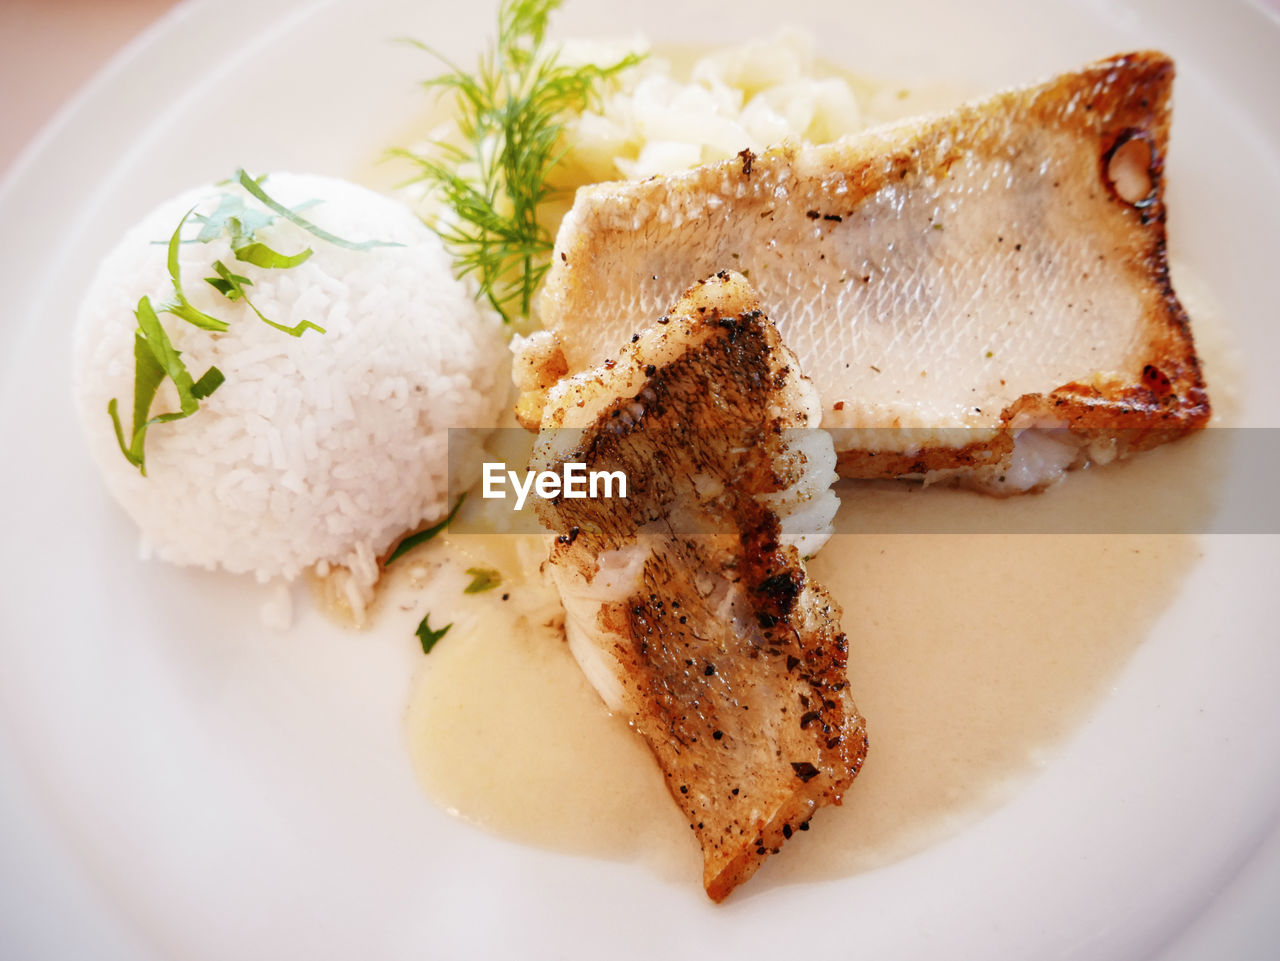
[
  {"x1": 396, "y1": 433, "x2": 1214, "y2": 894},
  {"x1": 797, "y1": 528, "x2": 1194, "y2": 879},
  {"x1": 391, "y1": 263, "x2": 1230, "y2": 894},
  {"x1": 395, "y1": 533, "x2": 702, "y2": 885}
]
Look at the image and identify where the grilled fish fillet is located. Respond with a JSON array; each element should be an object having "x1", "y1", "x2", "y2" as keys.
[
  {"x1": 532, "y1": 271, "x2": 867, "y2": 901},
  {"x1": 520, "y1": 51, "x2": 1209, "y2": 493}
]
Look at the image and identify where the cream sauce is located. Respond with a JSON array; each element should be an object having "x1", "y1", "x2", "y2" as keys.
[
  {"x1": 396, "y1": 532, "x2": 700, "y2": 884},
  {"x1": 397, "y1": 436, "x2": 1210, "y2": 893},
  {"x1": 377, "y1": 258, "x2": 1229, "y2": 900},
  {"x1": 396, "y1": 276, "x2": 1226, "y2": 892},
  {"x1": 794, "y1": 528, "x2": 1195, "y2": 879}
]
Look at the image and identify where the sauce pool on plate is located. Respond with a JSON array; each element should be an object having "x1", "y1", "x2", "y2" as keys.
[{"x1": 395, "y1": 464, "x2": 1204, "y2": 890}]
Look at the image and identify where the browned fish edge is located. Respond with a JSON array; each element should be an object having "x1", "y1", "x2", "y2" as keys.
[
  {"x1": 521, "y1": 52, "x2": 1211, "y2": 491},
  {"x1": 835, "y1": 50, "x2": 1209, "y2": 483},
  {"x1": 534, "y1": 273, "x2": 867, "y2": 902}
]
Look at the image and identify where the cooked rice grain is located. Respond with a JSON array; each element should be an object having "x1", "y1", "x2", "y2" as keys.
[{"x1": 73, "y1": 173, "x2": 507, "y2": 601}]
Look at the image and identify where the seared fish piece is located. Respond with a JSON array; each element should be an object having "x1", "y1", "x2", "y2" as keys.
[
  {"x1": 532, "y1": 271, "x2": 866, "y2": 902},
  {"x1": 523, "y1": 51, "x2": 1209, "y2": 492}
]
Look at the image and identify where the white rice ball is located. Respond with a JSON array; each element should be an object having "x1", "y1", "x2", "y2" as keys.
[{"x1": 73, "y1": 172, "x2": 507, "y2": 598}]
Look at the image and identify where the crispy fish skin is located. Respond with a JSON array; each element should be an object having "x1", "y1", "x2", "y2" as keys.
[
  {"x1": 533, "y1": 272, "x2": 866, "y2": 901},
  {"x1": 530, "y1": 51, "x2": 1209, "y2": 491}
]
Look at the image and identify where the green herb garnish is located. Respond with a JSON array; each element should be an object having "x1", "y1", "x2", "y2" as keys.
[
  {"x1": 107, "y1": 296, "x2": 224, "y2": 473},
  {"x1": 415, "y1": 613, "x2": 452, "y2": 654},
  {"x1": 108, "y1": 171, "x2": 390, "y2": 472},
  {"x1": 163, "y1": 210, "x2": 228, "y2": 332},
  {"x1": 205, "y1": 261, "x2": 325, "y2": 338},
  {"x1": 398, "y1": 0, "x2": 641, "y2": 322},
  {"x1": 193, "y1": 193, "x2": 275, "y2": 245},
  {"x1": 230, "y1": 242, "x2": 313, "y2": 270},
  {"x1": 234, "y1": 169, "x2": 399, "y2": 252},
  {"x1": 385, "y1": 494, "x2": 467, "y2": 566},
  {"x1": 464, "y1": 566, "x2": 502, "y2": 594}
]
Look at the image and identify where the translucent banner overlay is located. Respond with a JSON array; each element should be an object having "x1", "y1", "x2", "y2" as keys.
[{"x1": 447, "y1": 427, "x2": 1280, "y2": 535}]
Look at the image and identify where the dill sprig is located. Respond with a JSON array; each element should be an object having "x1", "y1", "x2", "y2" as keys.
[{"x1": 398, "y1": 0, "x2": 641, "y2": 323}]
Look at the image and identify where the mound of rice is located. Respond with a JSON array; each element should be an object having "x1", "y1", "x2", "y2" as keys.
[{"x1": 73, "y1": 172, "x2": 507, "y2": 611}]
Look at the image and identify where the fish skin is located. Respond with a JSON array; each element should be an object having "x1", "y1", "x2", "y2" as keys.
[
  {"x1": 532, "y1": 272, "x2": 866, "y2": 902},
  {"x1": 531, "y1": 51, "x2": 1209, "y2": 491}
]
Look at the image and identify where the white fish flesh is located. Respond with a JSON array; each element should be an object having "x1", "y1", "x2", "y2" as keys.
[{"x1": 524, "y1": 51, "x2": 1210, "y2": 493}]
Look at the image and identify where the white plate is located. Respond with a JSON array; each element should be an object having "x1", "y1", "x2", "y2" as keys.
[{"x1": 2, "y1": 0, "x2": 1279, "y2": 958}]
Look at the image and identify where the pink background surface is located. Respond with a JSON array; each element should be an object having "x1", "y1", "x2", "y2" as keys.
[{"x1": 0, "y1": 0, "x2": 181, "y2": 178}]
